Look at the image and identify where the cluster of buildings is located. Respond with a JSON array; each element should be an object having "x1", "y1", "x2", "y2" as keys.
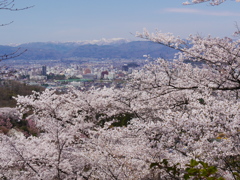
[{"x1": 0, "y1": 59, "x2": 143, "y2": 90}]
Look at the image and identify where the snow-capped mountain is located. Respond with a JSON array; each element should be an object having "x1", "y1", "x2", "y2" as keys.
[
  {"x1": 8, "y1": 38, "x2": 131, "y2": 47},
  {"x1": 70, "y1": 38, "x2": 131, "y2": 46},
  {"x1": 1, "y1": 39, "x2": 178, "y2": 61}
]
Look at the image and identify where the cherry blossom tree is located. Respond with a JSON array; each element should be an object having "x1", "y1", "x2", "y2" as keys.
[
  {"x1": 0, "y1": 1, "x2": 240, "y2": 180},
  {"x1": 183, "y1": 0, "x2": 240, "y2": 5}
]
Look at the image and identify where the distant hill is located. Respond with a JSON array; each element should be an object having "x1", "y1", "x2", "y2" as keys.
[{"x1": 0, "y1": 39, "x2": 178, "y2": 61}]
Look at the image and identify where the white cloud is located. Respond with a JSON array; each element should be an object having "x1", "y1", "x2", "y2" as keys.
[{"x1": 164, "y1": 8, "x2": 240, "y2": 16}]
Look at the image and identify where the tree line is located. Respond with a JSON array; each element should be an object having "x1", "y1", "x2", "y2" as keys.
[{"x1": 0, "y1": 80, "x2": 45, "y2": 107}]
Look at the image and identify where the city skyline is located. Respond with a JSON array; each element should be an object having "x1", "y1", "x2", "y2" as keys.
[{"x1": 0, "y1": 0, "x2": 240, "y2": 45}]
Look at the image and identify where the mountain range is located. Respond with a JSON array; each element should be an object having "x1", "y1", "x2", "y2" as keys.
[{"x1": 1, "y1": 39, "x2": 178, "y2": 61}]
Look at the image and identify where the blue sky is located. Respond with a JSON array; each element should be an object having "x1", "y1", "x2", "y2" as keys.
[{"x1": 0, "y1": 0, "x2": 240, "y2": 44}]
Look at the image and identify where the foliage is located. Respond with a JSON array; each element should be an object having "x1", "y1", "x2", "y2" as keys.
[
  {"x1": 150, "y1": 159, "x2": 225, "y2": 180},
  {"x1": 97, "y1": 112, "x2": 135, "y2": 128},
  {"x1": 150, "y1": 159, "x2": 181, "y2": 179},
  {"x1": 47, "y1": 73, "x2": 66, "y2": 80},
  {"x1": 0, "y1": 80, "x2": 45, "y2": 107},
  {"x1": 184, "y1": 159, "x2": 224, "y2": 180},
  {"x1": 0, "y1": 114, "x2": 39, "y2": 137}
]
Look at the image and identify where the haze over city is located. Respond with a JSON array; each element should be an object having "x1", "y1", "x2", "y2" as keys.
[{"x1": 1, "y1": 0, "x2": 240, "y2": 45}]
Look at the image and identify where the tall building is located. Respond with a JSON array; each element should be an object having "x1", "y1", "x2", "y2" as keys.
[
  {"x1": 122, "y1": 64, "x2": 128, "y2": 72},
  {"x1": 101, "y1": 71, "x2": 109, "y2": 79},
  {"x1": 42, "y1": 65, "x2": 47, "y2": 76}
]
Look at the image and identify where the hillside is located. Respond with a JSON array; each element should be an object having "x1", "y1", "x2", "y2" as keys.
[{"x1": 0, "y1": 40, "x2": 178, "y2": 61}]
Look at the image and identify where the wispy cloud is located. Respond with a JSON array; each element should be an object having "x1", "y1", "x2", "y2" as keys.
[{"x1": 164, "y1": 8, "x2": 240, "y2": 16}]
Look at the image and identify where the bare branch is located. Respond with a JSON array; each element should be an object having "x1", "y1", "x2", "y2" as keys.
[
  {"x1": 0, "y1": 0, "x2": 34, "y2": 27},
  {"x1": 0, "y1": 0, "x2": 34, "y2": 11},
  {"x1": 0, "y1": 21, "x2": 13, "y2": 26},
  {"x1": 0, "y1": 48, "x2": 27, "y2": 61}
]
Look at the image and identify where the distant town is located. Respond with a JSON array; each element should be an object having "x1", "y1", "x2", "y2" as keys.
[
  {"x1": 0, "y1": 40, "x2": 177, "y2": 92},
  {"x1": 0, "y1": 58, "x2": 146, "y2": 91}
]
